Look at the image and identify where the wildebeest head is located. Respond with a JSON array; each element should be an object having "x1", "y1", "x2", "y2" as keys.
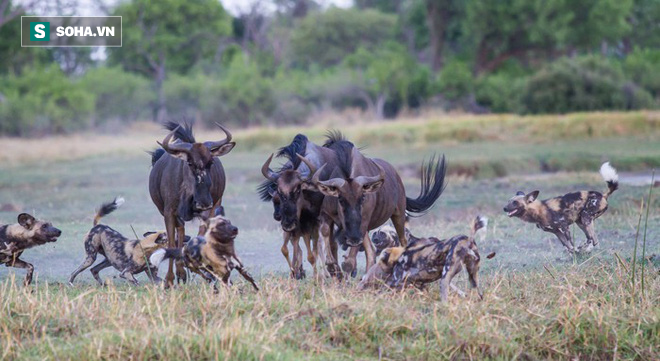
[
  {"x1": 503, "y1": 190, "x2": 540, "y2": 218},
  {"x1": 261, "y1": 154, "x2": 317, "y2": 232},
  {"x1": 312, "y1": 163, "x2": 385, "y2": 247},
  {"x1": 16, "y1": 213, "x2": 62, "y2": 244},
  {"x1": 159, "y1": 123, "x2": 235, "y2": 215}
]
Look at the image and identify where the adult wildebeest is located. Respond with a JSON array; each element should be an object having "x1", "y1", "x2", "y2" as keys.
[
  {"x1": 258, "y1": 134, "x2": 339, "y2": 278},
  {"x1": 149, "y1": 121, "x2": 235, "y2": 286},
  {"x1": 313, "y1": 140, "x2": 447, "y2": 275}
]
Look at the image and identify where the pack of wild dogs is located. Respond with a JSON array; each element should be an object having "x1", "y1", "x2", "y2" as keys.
[{"x1": 0, "y1": 122, "x2": 620, "y2": 301}]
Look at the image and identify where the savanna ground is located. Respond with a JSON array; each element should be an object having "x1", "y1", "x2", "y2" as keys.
[{"x1": 0, "y1": 111, "x2": 659, "y2": 360}]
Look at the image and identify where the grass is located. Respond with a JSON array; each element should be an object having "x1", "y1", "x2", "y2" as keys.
[
  {"x1": 0, "y1": 111, "x2": 659, "y2": 359},
  {"x1": 1, "y1": 262, "x2": 658, "y2": 360}
]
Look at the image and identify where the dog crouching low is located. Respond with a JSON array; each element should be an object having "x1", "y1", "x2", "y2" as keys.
[
  {"x1": 1, "y1": 213, "x2": 62, "y2": 286},
  {"x1": 69, "y1": 198, "x2": 168, "y2": 285},
  {"x1": 150, "y1": 215, "x2": 259, "y2": 291},
  {"x1": 358, "y1": 216, "x2": 487, "y2": 302}
]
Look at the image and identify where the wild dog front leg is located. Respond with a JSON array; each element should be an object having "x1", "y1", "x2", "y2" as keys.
[
  {"x1": 119, "y1": 269, "x2": 139, "y2": 285},
  {"x1": 9, "y1": 258, "x2": 35, "y2": 286},
  {"x1": 341, "y1": 246, "x2": 359, "y2": 278},
  {"x1": 553, "y1": 227, "x2": 575, "y2": 253}
]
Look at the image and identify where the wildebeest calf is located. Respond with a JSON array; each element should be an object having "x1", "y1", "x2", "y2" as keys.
[
  {"x1": 503, "y1": 162, "x2": 618, "y2": 253},
  {"x1": 68, "y1": 198, "x2": 168, "y2": 285},
  {"x1": 359, "y1": 216, "x2": 487, "y2": 302},
  {"x1": 150, "y1": 215, "x2": 259, "y2": 291},
  {"x1": 0, "y1": 213, "x2": 61, "y2": 285}
]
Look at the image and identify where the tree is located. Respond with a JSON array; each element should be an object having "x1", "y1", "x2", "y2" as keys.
[
  {"x1": 108, "y1": 0, "x2": 232, "y2": 122},
  {"x1": 289, "y1": 7, "x2": 397, "y2": 68}
]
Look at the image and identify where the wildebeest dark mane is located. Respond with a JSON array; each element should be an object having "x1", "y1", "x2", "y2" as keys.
[
  {"x1": 324, "y1": 130, "x2": 354, "y2": 177},
  {"x1": 276, "y1": 134, "x2": 308, "y2": 169},
  {"x1": 148, "y1": 148, "x2": 166, "y2": 166},
  {"x1": 163, "y1": 119, "x2": 196, "y2": 143}
]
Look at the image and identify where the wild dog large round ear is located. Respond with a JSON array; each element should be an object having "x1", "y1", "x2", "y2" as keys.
[
  {"x1": 526, "y1": 190, "x2": 540, "y2": 203},
  {"x1": 17, "y1": 213, "x2": 35, "y2": 229},
  {"x1": 516, "y1": 191, "x2": 525, "y2": 196}
]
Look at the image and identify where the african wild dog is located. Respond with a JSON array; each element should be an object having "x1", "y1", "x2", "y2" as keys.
[
  {"x1": 68, "y1": 198, "x2": 168, "y2": 285},
  {"x1": 0, "y1": 213, "x2": 61, "y2": 285},
  {"x1": 503, "y1": 162, "x2": 619, "y2": 253},
  {"x1": 358, "y1": 216, "x2": 488, "y2": 302},
  {"x1": 150, "y1": 215, "x2": 259, "y2": 291}
]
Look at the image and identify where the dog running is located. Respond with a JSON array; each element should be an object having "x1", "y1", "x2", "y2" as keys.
[
  {"x1": 68, "y1": 197, "x2": 168, "y2": 285},
  {"x1": 150, "y1": 215, "x2": 259, "y2": 291},
  {"x1": 503, "y1": 162, "x2": 618, "y2": 253},
  {"x1": 0, "y1": 213, "x2": 61, "y2": 285},
  {"x1": 359, "y1": 216, "x2": 488, "y2": 302}
]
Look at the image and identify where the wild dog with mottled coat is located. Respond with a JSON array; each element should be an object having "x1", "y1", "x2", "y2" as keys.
[
  {"x1": 0, "y1": 213, "x2": 61, "y2": 285},
  {"x1": 358, "y1": 216, "x2": 487, "y2": 302},
  {"x1": 503, "y1": 162, "x2": 618, "y2": 253},
  {"x1": 150, "y1": 215, "x2": 259, "y2": 291},
  {"x1": 69, "y1": 198, "x2": 167, "y2": 285}
]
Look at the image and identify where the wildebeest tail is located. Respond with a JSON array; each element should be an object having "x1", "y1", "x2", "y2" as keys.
[
  {"x1": 599, "y1": 162, "x2": 619, "y2": 198},
  {"x1": 405, "y1": 154, "x2": 447, "y2": 216},
  {"x1": 94, "y1": 197, "x2": 125, "y2": 226},
  {"x1": 149, "y1": 248, "x2": 183, "y2": 266}
]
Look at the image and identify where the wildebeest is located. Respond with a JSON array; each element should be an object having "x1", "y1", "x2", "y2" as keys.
[
  {"x1": 150, "y1": 215, "x2": 259, "y2": 291},
  {"x1": 68, "y1": 197, "x2": 168, "y2": 285},
  {"x1": 312, "y1": 138, "x2": 447, "y2": 275},
  {"x1": 503, "y1": 162, "x2": 618, "y2": 253},
  {"x1": 258, "y1": 134, "x2": 339, "y2": 279},
  {"x1": 358, "y1": 216, "x2": 488, "y2": 302},
  {"x1": 149, "y1": 121, "x2": 235, "y2": 286},
  {"x1": 0, "y1": 213, "x2": 61, "y2": 286}
]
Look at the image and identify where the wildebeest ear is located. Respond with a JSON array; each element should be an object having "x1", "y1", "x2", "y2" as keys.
[
  {"x1": 209, "y1": 142, "x2": 235, "y2": 157},
  {"x1": 17, "y1": 213, "x2": 35, "y2": 230},
  {"x1": 362, "y1": 179, "x2": 384, "y2": 194},
  {"x1": 166, "y1": 149, "x2": 190, "y2": 162},
  {"x1": 316, "y1": 184, "x2": 340, "y2": 198},
  {"x1": 525, "y1": 190, "x2": 540, "y2": 203}
]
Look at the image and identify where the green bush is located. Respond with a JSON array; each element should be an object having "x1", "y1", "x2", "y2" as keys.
[
  {"x1": 81, "y1": 67, "x2": 153, "y2": 124},
  {"x1": 0, "y1": 66, "x2": 94, "y2": 136},
  {"x1": 436, "y1": 60, "x2": 474, "y2": 102},
  {"x1": 475, "y1": 74, "x2": 526, "y2": 113},
  {"x1": 519, "y1": 56, "x2": 656, "y2": 114},
  {"x1": 164, "y1": 72, "x2": 206, "y2": 117},
  {"x1": 623, "y1": 48, "x2": 660, "y2": 99}
]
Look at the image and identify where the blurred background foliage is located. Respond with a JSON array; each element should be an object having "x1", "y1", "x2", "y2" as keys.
[{"x1": 0, "y1": 0, "x2": 659, "y2": 135}]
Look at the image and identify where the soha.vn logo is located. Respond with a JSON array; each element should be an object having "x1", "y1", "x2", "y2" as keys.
[{"x1": 30, "y1": 22, "x2": 50, "y2": 41}]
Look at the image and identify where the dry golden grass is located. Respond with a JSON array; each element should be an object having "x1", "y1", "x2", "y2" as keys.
[
  {"x1": 1, "y1": 111, "x2": 659, "y2": 166},
  {"x1": 1, "y1": 260, "x2": 658, "y2": 360}
]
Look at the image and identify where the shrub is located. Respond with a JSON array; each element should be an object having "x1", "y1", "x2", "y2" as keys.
[
  {"x1": 81, "y1": 67, "x2": 153, "y2": 124},
  {"x1": 0, "y1": 66, "x2": 94, "y2": 136},
  {"x1": 519, "y1": 56, "x2": 656, "y2": 114},
  {"x1": 436, "y1": 60, "x2": 474, "y2": 102},
  {"x1": 623, "y1": 48, "x2": 660, "y2": 99}
]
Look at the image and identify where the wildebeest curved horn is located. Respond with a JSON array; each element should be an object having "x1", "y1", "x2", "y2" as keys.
[
  {"x1": 355, "y1": 164, "x2": 385, "y2": 186},
  {"x1": 261, "y1": 154, "x2": 279, "y2": 182},
  {"x1": 203, "y1": 122, "x2": 233, "y2": 150},
  {"x1": 158, "y1": 126, "x2": 192, "y2": 155},
  {"x1": 312, "y1": 164, "x2": 346, "y2": 188},
  {"x1": 296, "y1": 154, "x2": 317, "y2": 180}
]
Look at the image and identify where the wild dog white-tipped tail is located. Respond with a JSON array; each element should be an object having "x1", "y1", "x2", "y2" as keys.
[
  {"x1": 149, "y1": 249, "x2": 167, "y2": 267},
  {"x1": 472, "y1": 215, "x2": 488, "y2": 238},
  {"x1": 114, "y1": 196, "x2": 125, "y2": 208},
  {"x1": 599, "y1": 162, "x2": 618, "y2": 183}
]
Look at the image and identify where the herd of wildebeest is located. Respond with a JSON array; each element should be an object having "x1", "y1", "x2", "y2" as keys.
[{"x1": 0, "y1": 121, "x2": 620, "y2": 301}]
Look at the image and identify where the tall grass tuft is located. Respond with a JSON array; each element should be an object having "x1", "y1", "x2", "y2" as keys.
[{"x1": 640, "y1": 170, "x2": 655, "y2": 299}]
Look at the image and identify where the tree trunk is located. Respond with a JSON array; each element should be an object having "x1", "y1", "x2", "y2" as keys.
[
  {"x1": 375, "y1": 93, "x2": 387, "y2": 120},
  {"x1": 154, "y1": 54, "x2": 167, "y2": 123},
  {"x1": 425, "y1": 0, "x2": 449, "y2": 72}
]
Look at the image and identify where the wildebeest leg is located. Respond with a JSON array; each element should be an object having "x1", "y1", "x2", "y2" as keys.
[
  {"x1": 292, "y1": 235, "x2": 305, "y2": 279},
  {"x1": 164, "y1": 214, "x2": 177, "y2": 287},
  {"x1": 302, "y1": 232, "x2": 316, "y2": 277},
  {"x1": 281, "y1": 231, "x2": 295, "y2": 277},
  {"x1": 8, "y1": 258, "x2": 35, "y2": 286},
  {"x1": 69, "y1": 252, "x2": 98, "y2": 285},
  {"x1": 321, "y1": 220, "x2": 341, "y2": 278},
  {"x1": 391, "y1": 213, "x2": 408, "y2": 247},
  {"x1": 341, "y1": 246, "x2": 359, "y2": 278},
  {"x1": 175, "y1": 223, "x2": 188, "y2": 283},
  {"x1": 362, "y1": 233, "x2": 376, "y2": 271},
  {"x1": 90, "y1": 259, "x2": 112, "y2": 286}
]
